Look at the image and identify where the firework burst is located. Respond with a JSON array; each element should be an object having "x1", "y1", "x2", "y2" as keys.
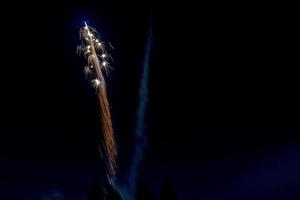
[{"x1": 77, "y1": 22, "x2": 117, "y2": 178}]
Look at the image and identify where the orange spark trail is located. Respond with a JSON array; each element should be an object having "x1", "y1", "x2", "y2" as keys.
[
  {"x1": 98, "y1": 84, "x2": 117, "y2": 176},
  {"x1": 78, "y1": 22, "x2": 117, "y2": 177}
]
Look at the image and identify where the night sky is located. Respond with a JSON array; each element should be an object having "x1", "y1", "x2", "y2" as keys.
[{"x1": 0, "y1": 1, "x2": 299, "y2": 200}]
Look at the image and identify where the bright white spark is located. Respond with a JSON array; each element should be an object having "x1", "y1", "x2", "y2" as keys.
[
  {"x1": 95, "y1": 79, "x2": 100, "y2": 85},
  {"x1": 92, "y1": 79, "x2": 101, "y2": 88},
  {"x1": 101, "y1": 54, "x2": 106, "y2": 58}
]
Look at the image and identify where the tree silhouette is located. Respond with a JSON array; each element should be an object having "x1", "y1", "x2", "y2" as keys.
[
  {"x1": 160, "y1": 177, "x2": 178, "y2": 200},
  {"x1": 136, "y1": 181, "x2": 156, "y2": 200},
  {"x1": 87, "y1": 182, "x2": 105, "y2": 200},
  {"x1": 106, "y1": 185, "x2": 123, "y2": 200}
]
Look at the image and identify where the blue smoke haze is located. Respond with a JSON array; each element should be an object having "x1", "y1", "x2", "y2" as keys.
[{"x1": 117, "y1": 21, "x2": 153, "y2": 200}]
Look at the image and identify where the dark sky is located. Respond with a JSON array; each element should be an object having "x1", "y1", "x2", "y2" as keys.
[{"x1": 0, "y1": 1, "x2": 299, "y2": 199}]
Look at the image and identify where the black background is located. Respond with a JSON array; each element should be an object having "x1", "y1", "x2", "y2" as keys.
[{"x1": 0, "y1": 1, "x2": 299, "y2": 199}]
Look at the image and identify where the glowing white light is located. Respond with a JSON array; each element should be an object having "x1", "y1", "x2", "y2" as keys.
[
  {"x1": 85, "y1": 37, "x2": 88, "y2": 41},
  {"x1": 90, "y1": 65, "x2": 93, "y2": 68},
  {"x1": 102, "y1": 61, "x2": 107, "y2": 66},
  {"x1": 84, "y1": 22, "x2": 88, "y2": 29},
  {"x1": 95, "y1": 39, "x2": 99, "y2": 42},
  {"x1": 87, "y1": 45, "x2": 91, "y2": 49},
  {"x1": 101, "y1": 54, "x2": 106, "y2": 58},
  {"x1": 92, "y1": 79, "x2": 101, "y2": 88}
]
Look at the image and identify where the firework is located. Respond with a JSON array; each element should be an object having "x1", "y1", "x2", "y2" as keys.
[{"x1": 77, "y1": 22, "x2": 117, "y2": 177}]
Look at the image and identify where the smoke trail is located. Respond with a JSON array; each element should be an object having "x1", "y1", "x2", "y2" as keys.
[
  {"x1": 118, "y1": 21, "x2": 153, "y2": 200},
  {"x1": 41, "y1": 190, "x2": 64, "y2": 200}
]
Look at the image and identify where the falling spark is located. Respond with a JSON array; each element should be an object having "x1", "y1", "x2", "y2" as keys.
[
  {"x1": 78, "y1": 21, "x2": 117, "y2": 178},
  {"x1": 84, "y1": 66, "x2": 92, "y2": 77}
]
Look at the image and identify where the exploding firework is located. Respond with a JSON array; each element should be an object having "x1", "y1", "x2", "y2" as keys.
[{"x1": 77, "y1": 22, "x2": 117, "y2": 177}]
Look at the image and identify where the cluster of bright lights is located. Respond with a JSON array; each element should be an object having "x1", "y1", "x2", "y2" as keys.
[{"x1": 78, "y1": 21, "x2": 111, "y2": 89}]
